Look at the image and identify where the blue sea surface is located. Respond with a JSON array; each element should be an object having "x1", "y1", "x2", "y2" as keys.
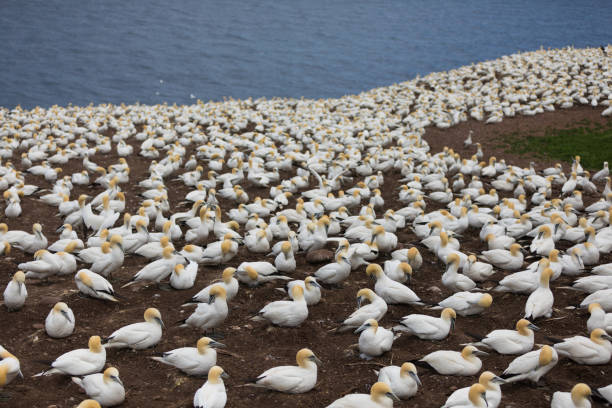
[{"x1": 1, "y1": 0, "x2": 611, "y2": 109}]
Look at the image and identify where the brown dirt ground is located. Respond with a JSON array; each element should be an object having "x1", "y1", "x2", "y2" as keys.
[{"x1": 0, "y1": 105, "x2": 611, "y2": 408}]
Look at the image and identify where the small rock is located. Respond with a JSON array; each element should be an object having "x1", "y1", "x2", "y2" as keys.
[
  {"x1": 306, "y1": 249, "x2": 334, "y2": 264},
  {"x1": 32, "y1": 323, "x2": 44, "y2": 330},
  {"x1": 427, "y1": 286, "x2": 442, "y2": 294}
]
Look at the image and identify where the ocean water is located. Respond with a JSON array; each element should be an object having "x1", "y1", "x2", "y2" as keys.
[{"x1": 1, "y1": 0, "x2": 611, "y2": 109}]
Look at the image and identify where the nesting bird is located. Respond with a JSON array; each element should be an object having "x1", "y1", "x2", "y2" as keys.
[
  {"x1": 72, "y1": 366, "x2": 125, "y2": 407},
  {"x1": 34, "y1": 336, "x2": 106, "y2": 377},
  {"x1": 3, "y1": 270, "x2": 27, "y2": 311},
  {"x1": 248, "y1": 348, "x2": 321, "y2": 393},
  {"x1": 45, "y1": 302, "x2": 75, "y2": 338},
  {"x1": 103, "y1": 308, "x2": 164, "y2": 350},
  {"x1": 151, "y1": 337, "x2": 224, "y2": 376}
]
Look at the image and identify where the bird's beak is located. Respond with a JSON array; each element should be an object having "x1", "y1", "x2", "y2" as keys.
[
  {"x1": 208, "y1": 295, "x2": 216, "y2": 304},
  {"x1": 528, "y1": 323, "x2": 540, "y2": 331},
  {"x1": 409, "y1": 371, "x2": 422, "y2": 386},
  {"x1": 155, "y1": 317, "x2": 165, "y2": 329},
  {"x1": 386, "y1": 392, "x2": 401, "y2": 402},
  {"x1": 474, "y1": 350, "x2": 489, "y2": 357},
  {"x1": 113, "y1": 376, "x2": 124, "y2": 386},
  {"x1": 451, "y1": 318, "x2": 456, "y2": 331},
  {"x1": 354, "y1": 324, "x2": 368, "y2": 334},
  {"x1": 492, "y1": 376, "x2": 507, "y2": 384},
  {"x1": 357, "y1": 296, "x2": 363, "y2": 308},
  {"x1": 210, "y1": 340, "x2": 226, "y2": 349},
  {"x1": 311, "y1": 355, "x2": 323, "y2": 366},
  {"x1": 483, "y1": 393, "x2": 488, "y2": 407},
  {"x1": 221, "y1": 371, "x2": 230, "y2": 379},
  {"x1": 61, "y1": 310, "x2": 72, "y2": 323}
]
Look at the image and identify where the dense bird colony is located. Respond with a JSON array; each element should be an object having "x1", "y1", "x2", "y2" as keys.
[{"x1": 1, "y1": 46, "x2": 612, "y2": 407}]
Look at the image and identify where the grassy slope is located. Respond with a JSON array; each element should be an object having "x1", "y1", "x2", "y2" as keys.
[{"x1": 503, "y1": 118, "x2": 612, "y2": 169}]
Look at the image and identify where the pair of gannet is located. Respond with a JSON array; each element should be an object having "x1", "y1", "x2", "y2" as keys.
[
  {"x1": 181, "y1": 286, "x2": 228, "y2": 332},
  {"x1": 186, "y1": 267, "x2": 239, "y2": 304},
  {"x1": 366, "y1": 264, "x2": 421, "y2": 305},
  {"x1": 338, "y1": 288, "x2": 387, "y2": 332},
  {"x1": 442, "y1": 253, "x2": 477, "y2": 292},
  {"x1": 315, "y1": 253, "x2": 352, "y2": 284},
  {"x1": 375, "y1": 362, "x2": 420, "y2": 400},
  {"x1": 122, "y1": 246, "x2": 183, "y2": 287},
  {"x1": 286, "y1": 276, "x2": 322, "y2": 305},
  {"x1": 442, "y1": 371, "x2": 504, "y2": 408},
  {"x1": 170, "y1": 261, "x2": 198, "y2": 289},
  {"x1": 200, "y1": 234, "x2": 239, "y2": 265}
]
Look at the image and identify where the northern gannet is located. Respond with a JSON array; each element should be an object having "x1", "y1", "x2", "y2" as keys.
[
  {"x1": 326, "y1": 381, "x2": 399, "y2": 407},
  {"x1": 151, "y1": 337, "x2": 224, "y2": 376},
  {"x1": 375, "y1": 362, "x2": 421, "y2": 400},
  {"x1": 394, "y1": 308, "x2": 456, "y2": 340},
  {"x1": 34, "y1": 335, "x2": 105, "y2": 376},
  {"x1": 103, "y1": 308, "x2": 164, "y2": 349},
  {"x1": 356, "y1": 319, "x2": 394, "y2": 359},
  {"x1": 249, "y1": 348, "x2": 321, "y2": 393},
  {"x1": 45, "y1": 302, "x2": 75, "y2": 338},
  {"x1": 193, "y1": 365, "x2": 228, "y2": 408},
  {"x1": 2, "y1": 270, "x2": 27, "y2": 311},
  {"x1": 72, "y1": 366, "x2": 125, "y2": 407},
  {"x1": 418, "y1": 345, "x2": 487, "y2": 376}
]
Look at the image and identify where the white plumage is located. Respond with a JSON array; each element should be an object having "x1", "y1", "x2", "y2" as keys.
[
  {"x1": 104, "y1": 308, "x2": 164, "y2": 350},
  {"x1": 250, "y1": 348, "x2": 320, "y2": 393}
]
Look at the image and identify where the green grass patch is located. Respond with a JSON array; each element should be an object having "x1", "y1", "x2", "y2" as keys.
[{"x1": 504, "y1": 119, "x2": 612, "y2": 169}]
